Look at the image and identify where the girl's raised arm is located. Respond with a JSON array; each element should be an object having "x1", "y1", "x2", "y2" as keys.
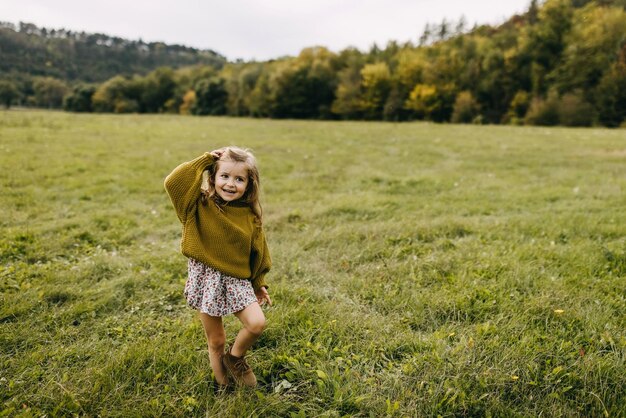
[{"x1": 164, "y1": 153, "x2": 215, "y2": 223}]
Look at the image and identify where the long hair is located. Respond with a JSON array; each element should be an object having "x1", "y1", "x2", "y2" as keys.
[{"x1": 200, "y1": 146, "x2": 263, "y2": 224}]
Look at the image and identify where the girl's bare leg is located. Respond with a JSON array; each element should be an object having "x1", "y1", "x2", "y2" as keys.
[
  {"x1": 198, "y1": 313, "x2": 228, "y2": 385},
  {"x1": 231, "y1": 302, "x2": 266, "y2": 357}
]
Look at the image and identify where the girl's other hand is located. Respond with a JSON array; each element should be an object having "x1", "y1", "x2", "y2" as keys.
[
  {"x1": 210, "y1": 149, "x2": 224, "y2": 159},
  {"x1": 255, "y1": 287, "x2": 272, "y2": 307}
]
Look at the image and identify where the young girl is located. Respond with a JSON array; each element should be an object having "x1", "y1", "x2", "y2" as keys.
[{"x1": 164, "y1": 146, "x2": 271, "y2": 388}]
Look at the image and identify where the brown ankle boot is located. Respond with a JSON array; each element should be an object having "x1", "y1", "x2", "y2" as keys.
[{"x1": 222, "y1": 347, "x2": 257, "y2": 387}]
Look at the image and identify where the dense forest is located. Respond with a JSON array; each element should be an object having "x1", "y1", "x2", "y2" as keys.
[
  {"x1": 1, "y1": 0, "x2": 626, "y2": 127},
  {"x1": 0, "y1": 21, "x2": 225, "y2": 81}
]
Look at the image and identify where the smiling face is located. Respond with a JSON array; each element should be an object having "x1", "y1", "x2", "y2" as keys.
[{"x1": 214, "y1": 160, "x2": 249, "y2": 202}]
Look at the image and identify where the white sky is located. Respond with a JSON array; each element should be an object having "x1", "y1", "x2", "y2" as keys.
[{"x1": 2, "y1": 0, "x2": 532, "y2": 61}]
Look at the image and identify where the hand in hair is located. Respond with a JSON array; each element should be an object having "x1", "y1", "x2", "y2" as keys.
[{"x1": 210, "y1": 149, "x2": 224, "y2": 160}]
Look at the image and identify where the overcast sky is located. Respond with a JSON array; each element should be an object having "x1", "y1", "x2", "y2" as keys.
[{"x1": 3, "y1": 0, "x2": 532, "y2": 61}]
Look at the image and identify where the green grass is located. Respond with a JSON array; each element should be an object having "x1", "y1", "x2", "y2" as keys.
[{"x1": 1, "y1": 110, "x2": 625, "y2": 417}]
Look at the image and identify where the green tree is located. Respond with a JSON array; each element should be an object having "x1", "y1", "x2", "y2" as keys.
[
  {"x1": 63, "y1": 84, "x2": 95, "y2": 112},
  {"x1": 383, "y1": 86, "x2": 410, "y2": 121},
  {"x1": 558, "y1": 90, "x2": 595, "y2": 126},
  {"x1": 405, "y1": 83, "x2": 455, "y2": 122},
  {"x1": 193, "y1": 76, "x2": 228, "y2": 115},
  {"x1": 505, "y1": 90, "x2": 531, "y2": 124},
  {"x1": 475, "y1": 46, "x2": 509, "y2": 122},
  {"x1": 269, "y1": 63, "x2": 311, "y2": 118},
  {"x1": 527, "y1": 0, "x2": 539, "y2": 24},
  {"x1": 331, "y1": 49, "x2": 365, "y2": 119},
  {"x1": 141, "y1": 67, "x2": 176, "y2": 113},
  {"x1": 219, "y1": 63, "x2": 262, "y2": 116},
  {"x1": 331, "y1": 65, "x2": 364, "y2": 119},
  {"x1": 267, "y1": 47, "x2": 338, "y2": 119},
  {"x1": 248, "y1": 71, "x2": 273, "y2": 118},
  {"x1": 405, "y1": 84, "x2": 437, "y2": 119},
  {"x1": 419, "y1": 23, "x2": 432, "y2": 46},
  {"x1": 172, "y1": 66, "x2": 217, "y2": 114},
  {"x1": 33, "y1": 77, "x2": 69, "y2": 108},
  {"x1": 360, "y1": 62, "x2": 392, "y2": 119},
  {"x1": 301, "y1": 47, "x2": 338, "y2": 118},
  {"x1": 0, "y1": 80, "x2": 20, "y2": 108},
  {"x1": 517, "y1": 0, "x2": 574, "y2": 95},
  {"x1": 524, "y1": 90, "x2": 560, "y2": 125},
  {"x1": 550, "y1": 5, "x2": 626, "y2": 94},
  {"x1": 91, "y1": 75, "x2": 139, "y2": 113},
  {"x1": 395, "y1": 49, "x2": 425, "y2": 90},
  {"x1": 451, "y1": 91, "x2": 481, "y2": 123},
  {"x1": 595, "y1": 46, "x2": 626, "y2": 127}
]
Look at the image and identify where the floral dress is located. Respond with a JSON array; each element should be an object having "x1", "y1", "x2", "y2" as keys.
[{"x1": 185, "y1": 258, "x2": 257, "y2": 317}]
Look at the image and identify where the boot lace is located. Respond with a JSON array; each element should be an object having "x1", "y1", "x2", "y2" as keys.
[{"x1": 232, "y1": 356, "x2": 251, "y2": 374}]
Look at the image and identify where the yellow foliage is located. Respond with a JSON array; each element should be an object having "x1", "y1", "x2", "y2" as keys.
[
  {"x1": 568, "y1": 4, "x2": 626, "y2": 52},
  {"x1": 360, "y1": 62, "x2": 391, "y2": 89},
  {"x1": 396, "y1": 50, "x2": 426, "y2": 87},
  {"x1": 405, "y1": 83, "x2": 437, "y2": 114},
  {"x1": 297, "y1": 46, "x2": 335, "y2": 66},
  {"x1": 179, "y1": 90, "x2": 196, "y2": 115},
  {"x1": 91, "y1": 75, "x2": 128, "y2": 112}
]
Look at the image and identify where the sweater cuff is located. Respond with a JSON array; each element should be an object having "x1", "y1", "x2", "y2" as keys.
[{"x1": 251, "y1": 274, "x2": 268, "y2": 292}]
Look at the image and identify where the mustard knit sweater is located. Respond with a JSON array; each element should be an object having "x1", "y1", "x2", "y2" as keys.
[{"x1": 164, "y1": 153, "x2": 270, "y2": 291}]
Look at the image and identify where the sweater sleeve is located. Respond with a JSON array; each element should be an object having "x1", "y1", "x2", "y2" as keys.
[
  {"x1": 164, "y1": 153, "x2": 215, "y2": 224},
  {"x1": 250, "y1": 226, "x2": 271, "y2": 291}
]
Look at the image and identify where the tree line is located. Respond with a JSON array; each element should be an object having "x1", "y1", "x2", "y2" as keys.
[
  {"x1": 2, "y1": 0, "x2": 626, "y2": 127},
  {"x1": 0, "y1": 20, "x2": 225, "y2": 82}
]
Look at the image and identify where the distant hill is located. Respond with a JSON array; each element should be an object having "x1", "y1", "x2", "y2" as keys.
[{"x1": 0, "y1": 21, "x2": 227, "y2": 82}]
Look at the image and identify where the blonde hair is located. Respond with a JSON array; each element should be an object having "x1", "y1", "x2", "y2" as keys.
[{"x1": 201, "y1": 146, "x2": 263, "y2": 224}]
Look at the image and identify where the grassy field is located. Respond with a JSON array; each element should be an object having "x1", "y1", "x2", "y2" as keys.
[{"x1": 1, "y1": 110, "x2": 625, "y2": 417}]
